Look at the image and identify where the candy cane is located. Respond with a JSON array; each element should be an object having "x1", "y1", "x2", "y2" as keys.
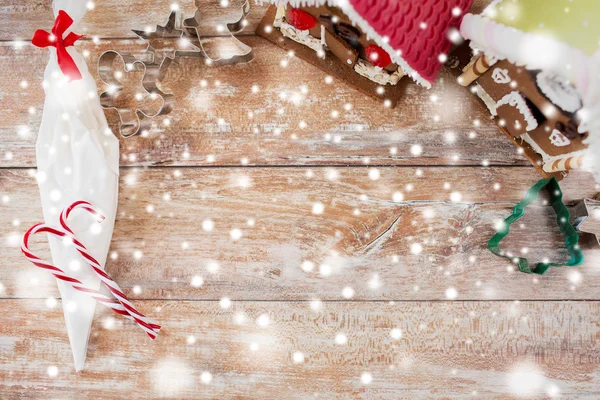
[
  {"x1": 58, "y1": 201, "x2": 161, "y2": 336},
  {"x1": 21, "y1": 205, "x2": 160, "y2": 339}
]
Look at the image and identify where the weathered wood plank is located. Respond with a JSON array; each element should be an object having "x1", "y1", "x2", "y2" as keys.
[
  {"x1": 0, "y1": 0, "x2": 493, "y2": 40},
  {"x1": 0, "y1": 300, "x2": 599, "y2": 399},
  {"x1": 2, "y1": 167, "x2": 598, "y2": 300},
  {"x1": 1, "y1": 38, "x2": 526, "y2": 168},
  {"x1": 0, "y1": 0, "x2": 266, "y2": 41}
]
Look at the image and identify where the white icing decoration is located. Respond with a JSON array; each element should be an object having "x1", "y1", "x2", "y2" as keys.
[
  {"x1": 492, "y1": 68, "x2": 510, "y2": 84},
  {"x1": 473, "y1": 84, "x2": 498, "y2": 116},
  {"x1": 279, "y1": 21, "x2": 322, "y2": 53},
  {"x1": 521, "y1": 134, "x2": 586, "y2": 162},
  {"x1": 354, "y1": 59, "x2": 405, "y2": 85},
  {"x1": 495, "y1": 91, "x2": 538, "y2": 132},
  {"x1": 461, "y1": 13, "x2": 588, "y2": 91},
  {"x1": 521, "y1": 133, "x2": 550, "y2": 160},
  {"x1": 536, "y1": 70, "x2": 582, "y2": 113},
  {"x1": 549, "y1": 129, "x2": 571, "y2": 147},
  {"x1": 273, "y1": 5, "x2": 285, "y2": 28},
  {"x1": 277, "y1": 16, "x2": 405, "y2": 86}
]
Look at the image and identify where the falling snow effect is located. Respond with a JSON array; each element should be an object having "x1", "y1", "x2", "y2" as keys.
[{"x1": 2, "y1": 0, "x2": 598, "y2": 397}]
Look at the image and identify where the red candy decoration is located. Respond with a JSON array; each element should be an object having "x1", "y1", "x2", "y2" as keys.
[
  {"x1": 365, "y1": 45, "x2": 392, "y2": 68},
  {"x1": 287, "y1": 8, "x2": 316, "y2": 31}
]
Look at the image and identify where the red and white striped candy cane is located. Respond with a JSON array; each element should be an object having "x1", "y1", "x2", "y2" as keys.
[
  {"x1": 21, "y1": 223, "x2": 158, "y2": 338},
  {"x1": 21, "y1": 205, "x2": 160, "y2": 339},
  {"x1": 58, "y1": 201, "x2": 160, "y2": 336}
]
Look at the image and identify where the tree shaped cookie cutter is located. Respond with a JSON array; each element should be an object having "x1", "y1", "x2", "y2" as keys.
[
  {"x1": 98, "y1": 51, "x2": 175, "y2": 138},
  {"x1": 488, "y1": 177, "x2": 584, "y2": 274}
]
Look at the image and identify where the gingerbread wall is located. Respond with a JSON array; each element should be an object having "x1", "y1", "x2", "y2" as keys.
[{"x1": 475, "y1": 59, "x2": 588, "y2": 159}]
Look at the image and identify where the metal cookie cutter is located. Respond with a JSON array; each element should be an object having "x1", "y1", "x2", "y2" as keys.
[
  {"x1": 132, "y1": 10, "x2": 203, "y2": 81},
  {"x1": 184, "y1": 0, "x2": 254, "y2": 65},
  {"x1": 99, "y1": 4, "x2": 254, "y2": 137},
  {"x1": 573, "y1": 198, "x2": 600, "y2": 246},
  {"x1": 98, "y1": 10, "x2": 201, "y2": 138},
  {"x1": 98, "y1": 51, "x2": 175, "y2": 138},
  {"x1": 487, "y1": 177, "x2": 584, "y2": 274}
]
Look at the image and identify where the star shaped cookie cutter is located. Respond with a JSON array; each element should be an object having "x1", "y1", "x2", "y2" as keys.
[{"x1": 98, "y1": 51, "x2": 175, "y2": 138}]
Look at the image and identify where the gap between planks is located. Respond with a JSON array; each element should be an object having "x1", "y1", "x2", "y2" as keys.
[
  {"x1": 0, "y1": 34, "x2": 256, "y2": 44},
  {"x1": 7, "y1": 294, "x2": 596, "y2": 304},
  {"x1": 0, "y1": 164, "x2": 536, "y2": 170},
  {"x1": 3, "y1": 166, "x2": 598, "y2": 301}
]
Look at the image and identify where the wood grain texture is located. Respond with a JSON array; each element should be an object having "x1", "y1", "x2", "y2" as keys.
[
  {"x1": 2, "y1": 167, "x2": 598, "y2": 301},
  {"x1": 0, "y1": 0, "x2": 265, "y2": 40},
  {"x1": 0, "y1": 0, "x2": 493, "y2": 40},
  {"x1": 0, "y1": 38, "x2": 525, "y2": 168},
  {"x1": 3, "y1": 0, "x2": 599, "y2": 397},
  {"x1": 1, "y1": 300, "x2": 599, "y2": 399}
]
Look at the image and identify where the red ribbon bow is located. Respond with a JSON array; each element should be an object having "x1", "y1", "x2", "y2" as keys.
[{"x1": 32, "y1": 10, "x2": 84, "y2": 81}]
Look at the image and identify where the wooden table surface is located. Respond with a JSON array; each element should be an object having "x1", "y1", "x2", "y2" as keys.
[{"x1": 1, "y1": 1, "x2": 600, "y2": 399}]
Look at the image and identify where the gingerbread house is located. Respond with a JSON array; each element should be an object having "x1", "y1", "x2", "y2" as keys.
[
  {"x1": 452, "y1": 0, "x2": 600, "y2": 179},
  {"x1": 257, "y1": 0, "x2": 473, "y2": 107}
]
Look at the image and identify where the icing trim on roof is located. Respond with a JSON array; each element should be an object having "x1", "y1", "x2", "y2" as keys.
[
  {"x1": 461, "y1": 13, "x2": 600, "y2": 183},
  {"x1": 460, "y1": 14, "x2": 588, "y2": 86}
]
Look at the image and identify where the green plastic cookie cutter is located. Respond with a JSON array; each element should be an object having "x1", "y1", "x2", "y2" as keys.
[{"x1": 488, "y1": 177, "x2": 584, "y2": 274}]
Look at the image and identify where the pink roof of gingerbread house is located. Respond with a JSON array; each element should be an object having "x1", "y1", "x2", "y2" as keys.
[{"x1": 269, "y1": 0, "x2": 474, "y2": 87}]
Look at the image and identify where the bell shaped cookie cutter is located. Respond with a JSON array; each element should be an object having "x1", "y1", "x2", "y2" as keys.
[{"x1": 98, "y1": 51, "x2": 175, "y2": 138}]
